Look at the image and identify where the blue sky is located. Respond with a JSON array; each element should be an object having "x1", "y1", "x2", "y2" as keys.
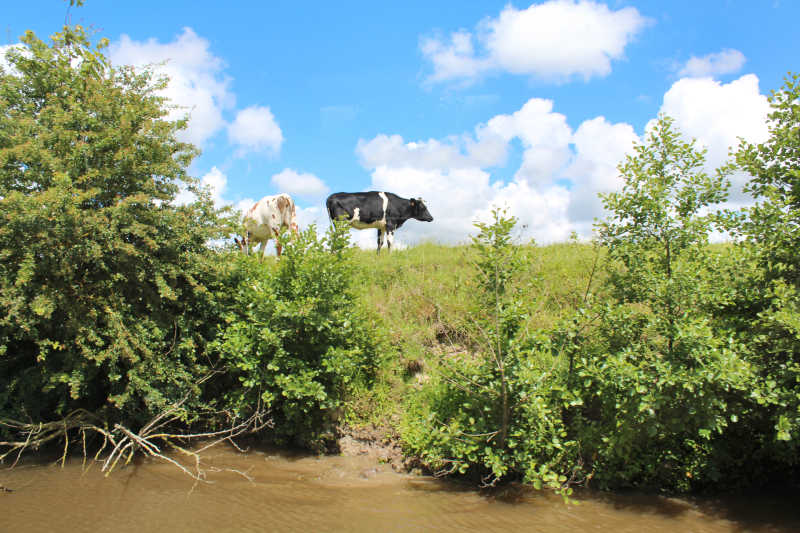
[{"x1": 4, "y1": 1, "x2": 798, "y2": 248}]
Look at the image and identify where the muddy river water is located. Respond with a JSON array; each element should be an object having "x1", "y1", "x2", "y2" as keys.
[{"x1": 1, "y1": 446, "x2": 798, "y2": 532}]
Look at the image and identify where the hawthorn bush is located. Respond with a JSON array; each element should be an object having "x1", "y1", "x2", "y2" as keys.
[
  {"x1": 0, "y1": 25, "x2": 235, "y2": 435},
  {"x1": 211, "y1": 224, "x2": 383, "y2": 449}
]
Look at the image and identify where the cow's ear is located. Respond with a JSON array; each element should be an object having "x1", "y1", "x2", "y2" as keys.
[{"x1": 410, "y1": 198, "x2": 416, "y2": 206}]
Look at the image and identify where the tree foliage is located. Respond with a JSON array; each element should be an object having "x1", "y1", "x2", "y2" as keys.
[
  {"x1": 402, "y1": 209, "x2": 578, "y2": 493},
  {"x1": 0, "y1": 26, "x2": 229, "y2": 429},
  {"x1": 729, "y1": 73, "x2": 800, "y2": 454},
  {"x1": 0, "y1": 22, "x2": 381, "y2": 460},
  {"x1": 211, "y1": 224, "x2": 382, "y2": 449},
  {"x1": 570, "y1": 115, "x2": 754, "y2": 491}
]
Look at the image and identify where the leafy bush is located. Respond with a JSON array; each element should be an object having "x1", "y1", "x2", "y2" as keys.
[
  {"x1": 401, "y1": 209, "x2": 578, "y2": 492},
  {"x1": 571, "y1": 115, "x2": 754, "y2": 491},
  {"x1": 724, "y1": 73, "x2": 800, "y2": 464},
  {"x1": 0, "y1": 26, "x2": 232, "y2": 430},
  {"x1": 211, "y1": 224, "x2": 382, "y2": 449}
]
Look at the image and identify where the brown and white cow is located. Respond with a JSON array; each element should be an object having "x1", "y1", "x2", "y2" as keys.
[{"x1": 235, "y1": 193, "x2": 299, "y2": 258}]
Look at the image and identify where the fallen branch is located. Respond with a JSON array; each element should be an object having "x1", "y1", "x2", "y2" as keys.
[{"x1": 0, "y1": 403, "x2": 272, "y2": 483}]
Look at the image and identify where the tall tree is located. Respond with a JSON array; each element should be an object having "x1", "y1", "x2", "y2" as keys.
[{"x1": 597, "y1": 114, "x2": 731, "y2": 356}]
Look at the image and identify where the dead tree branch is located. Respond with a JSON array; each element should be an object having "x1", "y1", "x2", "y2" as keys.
[{"x1": 0, "y1": 403, "x2": 272, "y2": 483}]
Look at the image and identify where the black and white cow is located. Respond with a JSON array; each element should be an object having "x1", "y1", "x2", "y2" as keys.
[{"x1": 326, "y1": 191, "x2": 433, "y2": 252}]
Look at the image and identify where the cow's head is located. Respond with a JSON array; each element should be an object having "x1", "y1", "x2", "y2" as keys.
[{"x1": 409, "y1": 198, "x2": 433, "y2": 222}]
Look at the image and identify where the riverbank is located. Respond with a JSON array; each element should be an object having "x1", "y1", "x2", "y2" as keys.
[{"x1": 3, "y1": 238, "x2": 796, "y2": 496}]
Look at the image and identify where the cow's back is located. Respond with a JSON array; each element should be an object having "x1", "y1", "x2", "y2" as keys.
[{"x1": 327, "y1": 191, "x2": 386, "y2": 222}]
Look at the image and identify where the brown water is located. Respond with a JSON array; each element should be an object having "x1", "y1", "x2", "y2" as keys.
[{"x1": 1, "y1": 446, "x2": 798, "y2": 533}]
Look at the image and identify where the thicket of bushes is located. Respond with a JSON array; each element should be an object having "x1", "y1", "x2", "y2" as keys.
[
  {"x1": 0, "y1": 26, "x2": 379, "y2": 452},
  {"x1": 1, "y1": 23, "x2": 798, "y2": 493},
  {"x1": 210, "y1": 224, "x2": 381, "y2": 448},
  {"x1": 399, "y1": 85, "x2": 800, "y2": 493}
]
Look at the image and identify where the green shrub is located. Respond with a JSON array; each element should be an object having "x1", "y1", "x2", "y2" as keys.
[
  {"x1": 211, "y1": 224, "x2": 383, "y2": 448},
  {"x1": 722, "y1": 73, "x2": 800, "y2": 466},
  {"x1": 571, "y1": 115, "x2": 754, "y2": 491},
  {"x1": 401, "y1": 209, "x2": 578, "y2": 493},
  {"x1": 0, "y1": 26, "x2": 232, "y2": 430}
]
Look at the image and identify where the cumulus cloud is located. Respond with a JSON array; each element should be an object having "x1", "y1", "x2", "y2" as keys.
[
  {"x1": 174, "y1": 166, "x2": 228, "y2": 208},
  {"x1": 356, "y1": 97, "x2": 587, "y2": 247},
  {"x1": 420, "y1": 30, "x2": 491, "y2": 84},
  {"x1": 361, "y1": 164, "x2": 572, "y2": 248},
  {"x1": 421, "y1": 0, "x2": 649, "y2": 85},
  {"x1": 355, "y1": 73, "x2": 771, "y2": 248},
  {"x1": 482, "y1": 98, "x2": 573, "y2": 184},
  {"x1": 564, "y1": 117, "x2": 638, "y2": 234},
  {"x1": 0, "y1": 44, "x2": 26, "y2": 75},
  {"x1": 228, "y1": 106, "x2": 284, "y2": 156},
  {"x1": 358, "y1": 134, "x2": 485, "y2": 171},
  {"x1": 678, "y1": 49, "x2": 746, "y2": 78},
  {"x1": 270, "y1": 169, "x2": 329, "y2": 200},
  {"x1": 234, "y1": 197, "x2": 257, "y2": 218},
  {"x1": 656, "y1": 74, "x2": 770, "y2": 202},
  {"x1": 109, "y1": 28, "x2": 235, "y2": 147}
]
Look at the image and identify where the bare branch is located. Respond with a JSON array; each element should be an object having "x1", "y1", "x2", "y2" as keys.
[{"x1": 1, "y1": 403, "x2": 273, "y2": 484}]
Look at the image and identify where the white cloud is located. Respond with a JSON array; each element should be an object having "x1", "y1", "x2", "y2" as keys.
[
  {"x1": 361, "y1": 164, "x2": 572, "y2": 248},
  {"x1": 656, "y1": 74, "x2": 770, "y2": 202},
  {"x1": 109, "y1": 28, "x2": 234, "y2": 147},
  {"x1": 420, "y1": 30, "x2": 491, "y2": 85},
  {"x1": 483, "y1": 98, "x2": 573, "y2": 184},
  {"x1": 228, "y1": 106, "x2": 284, "y2": 156},
  {"x1": 422, "y1": 0, "x2": 649, "y2": 85},
  {"x1": 296, "y1": 205, "x2": 329, "y2": 233},
  {"x1": 201, "y1": 167, "x2": 228, "y2": 208},
  {"x1": 174, "y1": 166, "x2": 228, "y2": 208},
  {"x1": 357, "y1": 134, "x2": 483, "y2": 171},
  {"x1": 356, "y1": 97, "x2": 589, "y2": 247},
  {"x1": 565, "y1": 117, "x2": 638, "y2": 232},
  {"x1": 678, "y1": 49, "x2": 746, "y2": 78},
  {"x1": 0, "y1": 44, "x2": 26, "y2": 75},
  {"x1": 355, "y1": 74, "x2": 772, "y2": 248},
  {"x1": 271, "y1": 169, "x2": 329, "y2": 200},
  {"x1": 234, "y1": 197, "x2": 256, "y2": 218}
]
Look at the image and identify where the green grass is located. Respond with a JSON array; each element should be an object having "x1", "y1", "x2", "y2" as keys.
[{"x1": 344, "y1": 241, "x2": 605, "y2": 428}]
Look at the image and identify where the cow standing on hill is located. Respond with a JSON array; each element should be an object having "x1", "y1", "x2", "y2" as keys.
[
  {"x1": 235, "y1": 193, "x2": 299, "y2": 258},
  {"x1": 326, "y1": 191, "x2": 433, "y2": 252}
]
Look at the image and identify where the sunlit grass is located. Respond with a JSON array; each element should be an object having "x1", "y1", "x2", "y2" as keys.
[{"x1": 344, "y1": 241, "x2": 606, "y2": 428}]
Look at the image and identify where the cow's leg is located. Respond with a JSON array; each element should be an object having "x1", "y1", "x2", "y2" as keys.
[
  {"x1": 377, "y1": 229, "x2": 385, "y2": 253},
  {"x1": 257, "y1": 241, "x2": 267, "y2": 261},
  {"x1": 386, "y1": 230, "x2": 394, "y2": 252},
  {"x1": 269, "y1": 227, "x2": 282, "y2": 258}
]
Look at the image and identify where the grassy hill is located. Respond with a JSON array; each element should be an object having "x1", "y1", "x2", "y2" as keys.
[{"x1": 344, "y1": 241, "x2": 604, "y2": 428}]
